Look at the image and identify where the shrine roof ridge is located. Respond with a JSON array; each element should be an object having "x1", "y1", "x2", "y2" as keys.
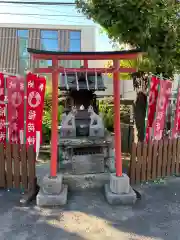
[{"x1": 27, "y1": 48, "x2": 143, "y2": 60}]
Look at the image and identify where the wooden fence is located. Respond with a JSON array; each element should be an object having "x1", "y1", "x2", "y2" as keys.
[
  {"x1": 0, "y1": 143, "x2": 36, "y2": 192},
  {"x1": 130, "y1": 138, "x2": 180, "y2": 184}
]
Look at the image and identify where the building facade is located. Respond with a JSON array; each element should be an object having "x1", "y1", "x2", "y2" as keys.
[
  {"x1": 0, "y1": 23, "x2": 136, "y2": 100},
  {"x1": 0, "y1": 23, "x2": 96, "y2": 74}
]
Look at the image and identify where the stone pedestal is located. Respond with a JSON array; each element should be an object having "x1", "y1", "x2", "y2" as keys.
[
  {"x1": 105, "y1": 173, "x2": 136, "y2": 205},
  {"x1": 63, "y1": 172, "x2": 109, "y2": 191},
  {"x1": 36, "y1": 174, "x2": 68, "y2": 207}
]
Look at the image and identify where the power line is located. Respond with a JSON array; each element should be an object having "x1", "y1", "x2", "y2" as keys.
[
  {"x1": 0, "y1": 3, "x2": 78, "y2": 15},
  {"x1": 0, "y1": 12, "x2": 84, "y2": 18},
  {"x1": 0, "y1": 1, "x2": 75, "y2": 5},
  {"x1": 0, "y1": 12, "x2": 86, "y2": 24}
]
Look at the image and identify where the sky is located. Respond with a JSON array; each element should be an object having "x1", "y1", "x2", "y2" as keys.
[{"x1": 0, "y1": 0, "x2": 113, "y2": 51}]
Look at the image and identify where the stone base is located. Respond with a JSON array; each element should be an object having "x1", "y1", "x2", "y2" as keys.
[
  {"x1": 41, "y1": 174, "x2": 63, "y2": 195},
  {"x1": 63, "y1": 172, "x2": 109, "y2": 191},
  {"x1": 36, "y1": 184, "x2": 68, "y2": 207},
  {"x1": 104, "y1": 184, "x2": 137, "y2": 205},
  {"x1": 110, "y1": 173, "x2": 130, "y2": 194}
]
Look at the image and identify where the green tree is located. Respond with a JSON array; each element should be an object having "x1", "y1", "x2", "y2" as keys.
[
  {"x1": 76, "y1": 0, "x2": 180, "y2": 76},
  {"x1": 76, "y1": 0, "x2": 180, "y2": 141}
]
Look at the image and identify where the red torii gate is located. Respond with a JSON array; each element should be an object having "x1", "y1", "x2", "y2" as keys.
[{"x1": 27, "y1": 48, "x2": 142, "y2": 178}]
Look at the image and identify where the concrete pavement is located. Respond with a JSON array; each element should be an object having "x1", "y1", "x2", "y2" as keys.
[{"x1": 0, "y1": 177, "x2": 180, "y2": 239}]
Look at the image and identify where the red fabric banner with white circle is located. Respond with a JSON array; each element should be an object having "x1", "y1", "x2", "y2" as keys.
[{"x1": 26, "y1": 72, "x2": 46, "y2": 150}]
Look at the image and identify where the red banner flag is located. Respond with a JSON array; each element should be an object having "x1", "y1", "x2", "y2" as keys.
[
  {"x1": 7, "y1": 75, "x2": 25, "y2": 144},
  {"x1": 172, "y1": 83, "x2": 180, "y2": 138},
  {"x1": 35, "y1": 75, "x2": 46, "y2": 144},
  {"x1": 0, "y1": 73, "x2": 6, "y2": 143},
  {"x1": 145, "y1": 76, "x2": 160, "y2": 142},
  {"x1": 153, "y1": 80, "x2": 172, "y2": 140},
  {"x1": 26, "y1": 73, "x2": 46, "y2": 151}
]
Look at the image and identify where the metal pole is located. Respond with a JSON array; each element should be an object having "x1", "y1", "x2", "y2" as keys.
[
  {"x1": 113, "y1": 59, "x2": 122, "y2": 177},
  {"x1": 50, "y1": 58, "x2": 59, "y2": 177}
]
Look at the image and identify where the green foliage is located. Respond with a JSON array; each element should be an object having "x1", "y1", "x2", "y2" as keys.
[
  {"x1": 42, "y1": 110, "x2": 52, "y2": 143},
  {"x1": 99, "y1": 101, "x2": 114, "y2": 131},
  {"x1": 42, "y1": 90, "x2": 64, "y2": 143},
  {"x1": 76, "y1": 0, "x2": 180, "y2": 77},
  {"x1": 99, "y1": 99, "x2": 130, "y2": 131}
]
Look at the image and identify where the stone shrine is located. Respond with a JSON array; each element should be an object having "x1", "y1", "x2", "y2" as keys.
[{"x1": 58, "y1": 71, "x2": 114, "y2": 187}]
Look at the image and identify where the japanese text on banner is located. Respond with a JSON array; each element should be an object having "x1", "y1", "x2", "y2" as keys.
[
  {"x1": 172, "y1": 84, "x2": 180, "y2": 138},
  {"x1": 0, "y1": 73, "x2": 6, "y2": 143},
  {"x1": 7, "y1": 76, "x2": 25, "y2": 144},
  {"x1": 145, "y1": 76, "x2": 160, "y2": 142},
  {"x1": 34, "y1": 75, "x2": 46, "y2": 144},
  {"x1": 26, "y1": 73, "x2": 46, "y2": 148},
  {"x1": 153, "y1": 80, "x2": 172, "y2": 141}
]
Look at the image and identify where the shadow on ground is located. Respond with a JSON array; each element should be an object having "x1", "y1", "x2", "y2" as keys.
[
  {"x1": 0, "y1": 190, "x2": 86, "y2": 240},
  {"x1": 1, "y1": 177, "x2": 180, "y2": 239}
]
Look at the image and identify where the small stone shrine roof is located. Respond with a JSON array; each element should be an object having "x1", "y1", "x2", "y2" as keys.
[{"x1": 59, "y1": 72, "x2": 106, "y2": 91}]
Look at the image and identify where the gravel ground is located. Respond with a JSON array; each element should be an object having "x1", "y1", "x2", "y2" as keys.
[{"x1": 0, "y1": 173, "x2": 180, "y2": 239}]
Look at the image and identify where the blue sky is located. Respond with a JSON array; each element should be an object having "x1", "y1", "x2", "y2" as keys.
[{"x1": 0, "y1": 0, "x2": 113, "y2": 51}]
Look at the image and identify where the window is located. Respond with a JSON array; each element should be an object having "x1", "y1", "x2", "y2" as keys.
[
  {"x1": 39, "y1": 60, "x2": 52, "y2": 68},
  {"x1": 17, "y1": 29, "x2": 30, "y2": 74},
  {"x1": 71, "y1": 60, "x2": 81, "y2": 68},
  {"x1": 69, "y1": 31, "x2": 81, "y2": 52},
  {"x1": 19, "y1": 38, "x2": 29, "y2": 57},
  {"x1": 17, "y1": 29, "x2": 29, "y2": 38},
  {"x1": 41, "y1": 38, "x2": 59, "y2": 51},
  {"x1": 69, "y1": 31, "x2": 81, "y2": 67},
  {"x1": 70, "y1": 31, "x2": 81, "y2": 40},
  {"x1": 41, "y1": 30, "x2": 58, "y2": 39},
  {"x1": 40, "y1": 30, "x2": 58, "y2": 51},
  {"x1": 40, "y1": 30, "x2": 58, "y2": 67},
  {"x1": 19, "y1": 58, "x2": 29, "y2": 74}
]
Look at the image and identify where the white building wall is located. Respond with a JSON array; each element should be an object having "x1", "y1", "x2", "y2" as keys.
[
  {"x1": 122, "y1": 80, "x2": 136, "y2": 100},
  {"x1": 91, "y1": 59, "x2": 135, "y2": 99},
  {"x1": 81, "y1": 26, "x2": 96, "y2": 52}
]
